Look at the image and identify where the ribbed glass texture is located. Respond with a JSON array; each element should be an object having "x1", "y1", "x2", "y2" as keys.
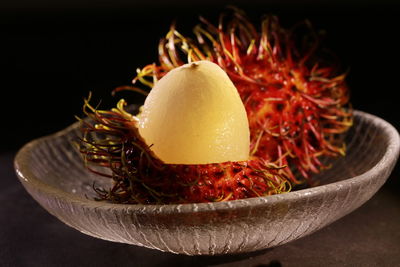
[{"x1": 15, "y1": 111, "x2": 400, "y2": 255}]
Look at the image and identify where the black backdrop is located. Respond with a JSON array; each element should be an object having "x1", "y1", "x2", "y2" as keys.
[
  {"x1": 1, "y1": 2, "x2": 400, "y2": 266},
  {"x1": 1, "y1": 0, "x2": 399, "y2": 153}
]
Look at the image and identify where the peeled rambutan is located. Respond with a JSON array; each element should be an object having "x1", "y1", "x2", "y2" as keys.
[{"x1": 78, "y1": 95, "x2": 291, "y2": 204}]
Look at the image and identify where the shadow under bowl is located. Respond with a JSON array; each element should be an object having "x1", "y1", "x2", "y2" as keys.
[{"x1": 14, "y1": 110, "x2": 400, "y2": 255}]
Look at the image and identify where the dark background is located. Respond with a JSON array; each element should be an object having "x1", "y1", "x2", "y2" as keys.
[
  {"x1": 1, "y1": 1, "x2": 400, "y2": 266},
  {"x1": 1, "y1": 0, "x2": 399, "y2": 153}
]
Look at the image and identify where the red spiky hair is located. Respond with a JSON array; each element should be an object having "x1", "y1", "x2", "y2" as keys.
[{"x1": 120, "y1": 7, "x2": 352, "y2": 184}]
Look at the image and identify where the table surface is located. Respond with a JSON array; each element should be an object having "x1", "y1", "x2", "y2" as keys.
[{"x1": 1, "y1": 151, "x2": 399, "y2": 267}]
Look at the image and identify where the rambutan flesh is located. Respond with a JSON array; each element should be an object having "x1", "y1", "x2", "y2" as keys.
[
  {"x1": 127, "y1": 8, "x2": 353, "y2": 184},
  {"x1": 78, "y1": 96, "x2": 291, "y2": 204},
  {"x1": 137, "y1": 61, "x2": 251, "y2": 165}
]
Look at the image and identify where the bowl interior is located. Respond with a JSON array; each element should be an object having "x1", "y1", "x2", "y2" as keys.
[
  {"x1": 313, "y1": 112, "x2": 390, "y2": 185},
  {"x1": 14, "y1": 110, "x2": 400, "y2": 255},
  {"x1": 23, "y1": 110, "x2": 391, "y2": 200}
]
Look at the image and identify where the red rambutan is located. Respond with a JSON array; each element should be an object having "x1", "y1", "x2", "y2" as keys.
[{"x1": 124, "y1": 8, "x2": 353, "y2": 184}]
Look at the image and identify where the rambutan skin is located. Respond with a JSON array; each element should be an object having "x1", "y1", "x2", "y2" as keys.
[{"x1": 131, "y1": 8, "x2": 353, "y2": 183}]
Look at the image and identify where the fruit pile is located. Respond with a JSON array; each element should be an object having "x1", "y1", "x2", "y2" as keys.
[{"x1": 78, "y1": 9, "x2": 352, "y2": 204}]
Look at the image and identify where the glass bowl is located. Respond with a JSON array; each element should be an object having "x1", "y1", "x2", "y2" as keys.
[{"x1": 14, "y1": 110, "x2": 399, "y2": 255}]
